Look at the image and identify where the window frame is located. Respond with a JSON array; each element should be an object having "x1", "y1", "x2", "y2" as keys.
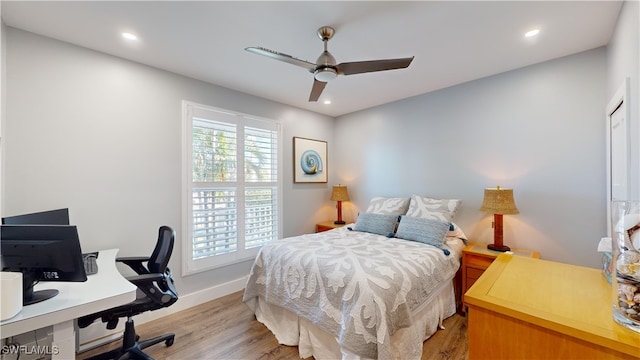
[{"x1": 181, "y1": 101, "x2": 283, "y2": 275}]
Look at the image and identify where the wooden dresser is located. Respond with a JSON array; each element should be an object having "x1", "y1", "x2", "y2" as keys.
[{"x1": 465, "y1": 254, "x2": 640, "y2": 359}]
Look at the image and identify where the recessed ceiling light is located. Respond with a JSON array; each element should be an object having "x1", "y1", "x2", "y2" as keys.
[
  {"x1": 323, "y1": 100, "x2": 331, "y2": 105},
  {"x1": 524, "y1": 29, "x2": 540, "y2": 38},
  {"x1": 122, "y1": 32, "x2": 138, "y2": 41}
]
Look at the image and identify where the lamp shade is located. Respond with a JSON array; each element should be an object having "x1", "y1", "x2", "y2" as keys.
[
  {"x1": 330, "y1": 185, "x2": 349, "y2": 202},
  {"x1": 479, "y1": 186, "x2": 519, "y2": 215}
]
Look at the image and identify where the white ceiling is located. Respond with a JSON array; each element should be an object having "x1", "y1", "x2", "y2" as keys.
[{"x1": 1, "y1": 1, "x2": 623, "y2": 117}]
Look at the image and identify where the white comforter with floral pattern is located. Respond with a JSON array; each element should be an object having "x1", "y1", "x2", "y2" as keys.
[{"x1": 242, "y1": 226, "x2": 461, "y2": 359}]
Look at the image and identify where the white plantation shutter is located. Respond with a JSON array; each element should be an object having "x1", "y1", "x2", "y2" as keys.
[
  {"x1": 192, "y1": 188, "x2": 237, "y2": 258},
  {"x1": 183, "y1": 102, "x2": 282, "y2": 274},
  {"x1": 244, "y1": 186, "x2": 278, "y2": 248}
]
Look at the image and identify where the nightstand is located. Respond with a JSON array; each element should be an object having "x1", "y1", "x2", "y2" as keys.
[
  {"x1": 462, "y1": 243, "x2": 539, "y2": 312},
  {"x1": 316, "y1": 221, "x2": 347, "y2": 233}
]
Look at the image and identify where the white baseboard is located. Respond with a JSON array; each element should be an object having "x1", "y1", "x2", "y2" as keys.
[
  {"x1": 77, "y1": 275, "x2": 248, "y2": 352},
  {"x1": 136, "y1": 275, "x2": 248, "y2": 324}
]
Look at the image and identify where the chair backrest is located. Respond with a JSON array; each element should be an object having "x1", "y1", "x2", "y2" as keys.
[
  {"x1": 144, "y1": 225, "x2": 178, "y2": 306},
  {"x1": 148, "y1": 225, "x2": 174, "y2": 274}
]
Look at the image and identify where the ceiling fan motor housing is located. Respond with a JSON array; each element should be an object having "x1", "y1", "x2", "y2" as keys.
[
  {"x1": 314, "y1": 67, "x2": 337, "y2": 82},
  {"x1": 314, "y1": 48, "x2": 338, "y2": 82}
]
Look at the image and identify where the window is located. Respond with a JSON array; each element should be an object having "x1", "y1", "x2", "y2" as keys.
[{"x1": 182, "y1": 101, "x2": 282, "y2": 274}]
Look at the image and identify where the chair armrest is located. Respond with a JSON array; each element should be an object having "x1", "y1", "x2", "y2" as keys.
[
  {"x1": 126, "y1": 273, "x2": 178, "y2": 306},
  {"x1": 117, "y1": 256, "x2": 150, "y2": 262},
  {"x1": 117, "y1": 256, "x2": 151, "y2": 275},
  {"x1": 126, "y1": 273, "x2": 163, "y2": 286}
]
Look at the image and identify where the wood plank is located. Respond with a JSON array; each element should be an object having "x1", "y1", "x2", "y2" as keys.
[{"x1": 78, "y1": 291, "x2": 468, "y2": 359}]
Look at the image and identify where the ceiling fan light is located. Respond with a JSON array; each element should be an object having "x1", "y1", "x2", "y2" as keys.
[{"x1": 314, "y1": 68, "x2": 337, "y2": 82}]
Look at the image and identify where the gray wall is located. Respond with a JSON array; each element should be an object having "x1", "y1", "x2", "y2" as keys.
[
  {"x1": 330, "y1": 1, "x2": 638, "y2": 269},
  {"x1": 335, "y1": 47, "x2": 608, "y2": 268},
  {"x1": 2, "y1": 28, "x2": 336, "y2": 296}
]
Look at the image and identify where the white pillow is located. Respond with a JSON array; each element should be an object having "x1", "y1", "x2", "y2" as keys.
[
  {"x1": 448, "y1": 222, "x2": 468, "y2": 241},
  {"x1": 406, "y1": 195, "x2": 461, "y2": 222},
  {"x1": 365, "y1": 197, "x2": 410, "y2": 215}
]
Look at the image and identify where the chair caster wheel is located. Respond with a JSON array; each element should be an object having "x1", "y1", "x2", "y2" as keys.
[{"x1": 165, "y1": 337, "x2": 174, "y2": 347}]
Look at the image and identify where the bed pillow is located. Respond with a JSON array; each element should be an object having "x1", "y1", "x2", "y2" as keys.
[
  {"x1": 395, "y1": 216, "x2": 451, "y2": 254},
  {"x1": 351, "y1": 212, "x2": 399, "y2": 237},
  {"x1": 448, "y1": 222, "x2": 468, "y2": 241},
  {"x1": 365, "y1": 197, "x2": 410, "y2": 215},
  {"x1": 405, "y1": 195, "x2": 461, "y2": 222}
]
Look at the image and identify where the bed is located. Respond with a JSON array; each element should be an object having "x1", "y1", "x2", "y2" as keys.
[{"x1": 243, "y1": 195, "x2": 466, "y2": 360}]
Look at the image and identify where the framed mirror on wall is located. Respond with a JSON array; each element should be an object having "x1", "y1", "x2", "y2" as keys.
[{"x1": 606, "y1": 78, "x2": 631, "y2": 236}]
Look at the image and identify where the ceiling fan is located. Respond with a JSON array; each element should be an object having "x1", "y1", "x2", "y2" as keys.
[{"x1": 245, "y1": 26, "x2": 414, "y2": 102}]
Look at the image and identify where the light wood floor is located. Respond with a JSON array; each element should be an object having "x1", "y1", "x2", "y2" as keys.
[{"x1": 78, "y1": 291, "x2": 468, "y2": 360}]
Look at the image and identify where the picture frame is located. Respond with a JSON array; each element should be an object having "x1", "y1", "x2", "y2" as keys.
[{"x1": 293, "y1": 137, "x2": 327, "y2": 183}]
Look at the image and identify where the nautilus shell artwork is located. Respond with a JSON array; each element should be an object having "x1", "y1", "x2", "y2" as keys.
[{"x1": 300, "y1": 150, "x2": 323, "y2": 175}]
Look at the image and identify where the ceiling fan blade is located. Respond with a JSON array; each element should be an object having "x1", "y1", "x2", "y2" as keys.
[
  {"x1": 245, "y1": 47, "x2": 316, "y2": 71},
  {"x1": 337, "y1": 57, "x2": 414, "y2": 75},
  {"x1": 309, "y1": 79, "x2": 327, "y2": 102}
]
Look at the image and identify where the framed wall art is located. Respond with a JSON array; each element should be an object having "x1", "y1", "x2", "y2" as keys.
[{"x1": 293, "y1": 137, "x2": 327, "y2": 183}]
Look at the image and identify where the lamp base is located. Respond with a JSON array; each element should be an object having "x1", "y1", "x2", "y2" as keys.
[
  {"x1": 334, "y1": 220, "x2": 346, "y2": 225},
  {"x1": 487, "y1": 243, "x2": 511, "y2": 252}
]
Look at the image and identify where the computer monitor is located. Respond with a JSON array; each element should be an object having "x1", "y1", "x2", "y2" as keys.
[
  {"x1": 1, "y1": 225, "x2": 87, "y2": 305},
  {"x1": 2, "y1": 208, "x2": 70, "y2": 225}
]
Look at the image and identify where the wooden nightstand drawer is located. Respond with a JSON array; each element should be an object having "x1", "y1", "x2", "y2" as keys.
[
  {"x1": 466, "y1": 277, "x2": 479, "y2": 289},
  {"x1": 467, "y1": 267, "x2": 485, "y2": 280},
  {"x1": 316, "y1": 221, "x2": 347, "y2": 233},
  {"x1": 316, "y1": 224, "x2": 334, "y2": 232},
  {"x1": 465, "y1": 255, "x2": 494, "y2": 269}
]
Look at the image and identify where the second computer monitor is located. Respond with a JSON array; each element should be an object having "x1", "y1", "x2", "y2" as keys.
[{"x1": 2, "y1": 208, "x2": 70, "y2": 225}]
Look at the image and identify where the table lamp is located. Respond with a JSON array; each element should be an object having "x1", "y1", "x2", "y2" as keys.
[
  {"x1": 479, "y1": 186, "x2": 519, "y2": 252},
  {"x1": 330, "y1": 185, "x2": 349, "y2": 224}
]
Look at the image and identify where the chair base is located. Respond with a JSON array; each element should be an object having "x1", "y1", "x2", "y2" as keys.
[{"x1": 85, "y1": 318, "x2": 174, "y2": 360}]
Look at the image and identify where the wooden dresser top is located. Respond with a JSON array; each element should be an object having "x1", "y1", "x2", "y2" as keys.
[{"x1": 465, "y1": 254, "x2": 640, "y2": 357}]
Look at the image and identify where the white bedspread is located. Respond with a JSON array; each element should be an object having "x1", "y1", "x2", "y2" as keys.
[{"x1": 243, "y1": 226, "x2": 462, "y2": 359}]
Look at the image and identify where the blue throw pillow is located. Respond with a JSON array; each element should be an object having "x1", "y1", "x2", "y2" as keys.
[
  {"x1": 396, "y1": 216, "x2": 451, "y2": 255},
  {"x1": 351, "y1": 212, "x2": 399, "y2": 237}
]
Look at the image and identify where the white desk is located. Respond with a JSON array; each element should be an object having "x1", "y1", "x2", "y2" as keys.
[{"x1": 0, "y1": 249, "x2": 137, "y2": 359}]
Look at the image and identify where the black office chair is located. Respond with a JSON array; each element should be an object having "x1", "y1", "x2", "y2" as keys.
[{"x1": 78, "y1": 226, "x2": 179, "y2": 360}]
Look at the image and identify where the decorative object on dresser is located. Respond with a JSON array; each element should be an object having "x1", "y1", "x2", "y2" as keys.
[
  {"x1": 293, "y1": 137, "x2": 327, "y2": 183},
  {"x1": 461, "y1": 243, "x2": 539, "y2": 312},
  {"x1": 610, "y1": 200, "x2": 640, "y2": 333},
  {"x1": 465, "y1": 254, "x2": 640, "y2": 359},
  {"x1": 479, "y1": 186, "x2": 519, "y2": 252},
  {"x1": 330, "y1": 184, "x2": 349, "y2": 224}
]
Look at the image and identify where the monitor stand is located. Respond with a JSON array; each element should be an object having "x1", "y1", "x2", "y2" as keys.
[
  {"x1": 22, "y1": 272, "x2": 59, "y2": 305},
  {"x1": 25, "y1": 289, "x2": 59, "y2": 305}
]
